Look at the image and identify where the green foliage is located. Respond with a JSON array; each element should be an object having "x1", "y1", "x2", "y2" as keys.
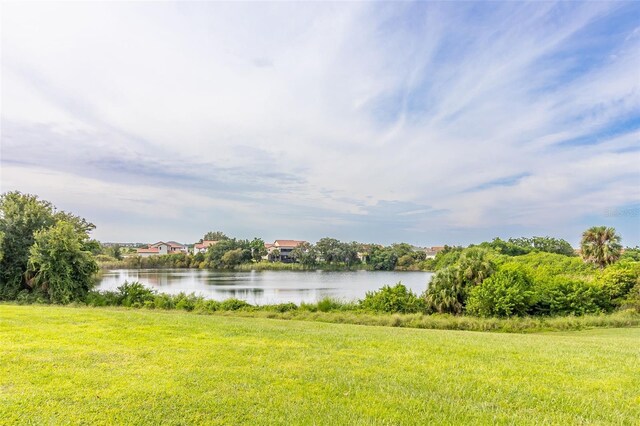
[
  {"x1": 221, "y1": 248, "x2": 245, "y2": 268},
  {"x1": 108, "y1": 244, "x2": 123, "y2": 260},
  {"x1": 467, "y1": 264, "x2": 535, "y2": 317},
  {"x1": 219, "y1": 298, "x2": 252, "y2": 311},
  {"x1": 291, "y1": 242, "x2": 318, "y2": 267},
  {"x1": 431, "y1": 246, "x2": 464, "y2": 271},
  {"x1": 360, "y1": 283, "x2": 425, "y2": 313},
  {"x1": 0, "y1": 192, "x2": 57, "y2": 299},
  {"x1": 477, "y1": 238, "x2": 530, "y2": 256},
  {"x1": 206, "y1": 239, "x2": 252, "y2": 268},
  {"x1": 621, "y1": 280, "x2": 640, "y2": 312},
  {"x1": 368, "y1": 245, "x2": 398, "y2": 270},
  {"x1": 594, "y1": 261, "x2": 640, "y2": 305},
  {"x1": 533, "y1": 276, "x2": 606, "y2": 316},
  {"x1": 621, "y1": 247, "x2": 640, "y2": 261},
  {"x1": 508, "y1": 251, "x2": 594, "y2": 277},
  {"x1": 117, "y1": 281, "x2": 156, "y2": 307},
  {"x1": 203, "y1": 231, "x2": 229, "y2": 241},
  {"x1": 0, "y1": 191, "x2": 98, "y2": 302},
  {"x1": 316, "y1": 297, "x2": 346, "y2": 312},
  {"x1": 250, "y1": 238, "x2": 267, "y2": 261},
  {"x1": 424, "y1": 267, "x2": 465, "y2": 314},
  {"x1": 26, "y1": 221, "x2": 99, "y2": 304},
  {"x1": 580, "y1": 226, "x2": 622, "y2": 268}
]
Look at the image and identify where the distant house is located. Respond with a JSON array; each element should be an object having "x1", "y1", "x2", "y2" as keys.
[
  {"x1": 136, "y1": 247, "x2": 160, "y2": 258},
  {"x1": 136, "y1": 241, "x2": 188, "y2": 257},
  {"x1": 424, "y1": 246, "x2": 446, "y2": 259},
  {"x1": 264, "y1": 240, "x2": 306, "y2": 262},
  {"x1": 193, "y1": 240, "x2": 218, "y2": 254}
]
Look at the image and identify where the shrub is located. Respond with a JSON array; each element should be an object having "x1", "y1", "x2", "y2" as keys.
[
  {"x1": 316, "y1": 297, "x2": 345, "y2": 312},
  {"x1": 174, "y1": 293, "x2": 201, "y2": 311},
  {"x1": 117, "y1": 281, "x2": 156, "y2": 308},
  {"x1": 466, "y1": 264, "x2": 535, "y2": 317},
  {"x1": 152, "y1": 293, "x2": 175, "y2": 310},
  {"x1": 532, "y1": 276, "x2": 606, "y2": 316},
  {"x1": 620, "y1": 281, "x2": 640, "y2": 312},
  {"x1": 423, "y1": 267, "x2": 464, "y2": 314},
  {"x1": 270, "y1": 302, "x2": 298, "y2": 313},
  {"x1": 86, "y1": 290, "x2": 120, "y2": 307},
  {"x1": 194, "y1": 299, "x2": 222, "y2": 313},
  {"x1": 594, "y1": 262, "x2": 640, "y2": 303},
  {"x1": 220, "y1": 298, "x2": 252, "y2": 311},
  {"x1": 360, "y1": 283, "x2": 425, "y2": 313}
]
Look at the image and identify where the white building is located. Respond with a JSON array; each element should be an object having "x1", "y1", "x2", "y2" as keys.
[
  {"x1": 193, "y1": 240, "x2": 218, "y2": 254},
  {"x1": 136, "y1": 241, "x2": 188, "y2": 257}
]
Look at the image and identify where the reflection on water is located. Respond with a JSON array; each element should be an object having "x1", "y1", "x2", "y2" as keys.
[{"x1": 97, "y1": 269, "x2": 433, "y2": 305}]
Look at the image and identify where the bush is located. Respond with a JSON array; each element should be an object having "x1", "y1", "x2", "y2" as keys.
[
  {"x1": 270, "y1": 302, "x2": 298, "y2": 313},
  {"x1": 194, "y1": 299, "x2": 222, "y2": 313},
  {"x1": 151, "y1": 293, "x2": 175, "y2": 310},
  {"x1": 620, "y1": 281, "x2": 640, "y2": 312},
  {"x1": 360, "y1": 283, "x2": 425, "y2": 313},
  {"x1": 117, "y1": 281, "x2": 156, "y2": 308},
  {"x1": 467, "y1": 265, "x2": 535, "y2": 317},
  {"x1": 316, "y1": 297, "x2": 345, "y2": 312},
  {"x1": 533, "y1": 276, "x2": 606, "y2": 316},
  {"x1": 594, "y1": 262, "x2": 640, "y2": 303},
  {"x1": 86, "y1": 290, "x2": 120, "y2": 307},
  {"x1": 174, "y1": 293, "x2": 201, "y2": 311},
  {"x1": 220, "y1": 298, "x2": 252, "y2": 311}
]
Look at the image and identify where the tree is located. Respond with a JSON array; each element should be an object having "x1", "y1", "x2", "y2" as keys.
[
  {"x1": 368, "y1": 246, "x2": 398, "y2": 270},
  {"x1": 0, "y1": 192, "x2": 57, "y2": 299},
  {"x1": 203, "y1": 231, "x2": 229, "y2": 241},
  {"x1": 423, "y1": 247, "x2": 496, "y2": 314},
  {"x1": 466, "y1": 264, "x2": 535, "y2": 317},
  {"x1": 205, "y1": 238, "x2": 251, "y2": 268},
  {"x1": 315, "y1": 238, "x2": 343, "y2": 264},
  {"x1": 221, "y1": 248, "x2": 245, "y2": 268},
  {"x1": 424, "y1": 267, "x2": 464, "y2": 314},
  {"x1": 508, "y1": 236, "x2": 575, "y2": 256},
  {"x1": 291, "y1": 242, "x2": 317, "y2": 266},
  {"x1": 250, "y1": 238, "x2": 267, "y2": 261},
  {"x1": 580, "y1": 226, "x2": 622, "y2": 268},
  {"x1": 109, "y1": 244, "x2": 123, "y2": 260},
  {"x1": 26, "y1": 221, "x2": 99, "y2": 303}
]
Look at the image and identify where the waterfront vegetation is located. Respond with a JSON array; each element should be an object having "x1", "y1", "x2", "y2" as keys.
[
  {"x1": 1, "y1": 304, "x2": 639, "y2": 424},
  {"x1": 2, "y1": 191, "x2": 640, "y2": 326}
]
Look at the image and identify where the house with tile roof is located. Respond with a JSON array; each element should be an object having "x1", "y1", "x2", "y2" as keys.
[
  {"x1": 424, "y1": 246, "x2": 446, "y2": 259},
  {"x1": 193, "y1": 240, "x2": 218, "y2": 254},
  {"x1": 136, "y1": 241, "x2": 188, "y2": 257},
  {"x1": 263, "y1": 240, "x2": 307, "y2": 262}
]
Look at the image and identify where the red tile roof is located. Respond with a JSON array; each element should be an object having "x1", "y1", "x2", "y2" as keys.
[
  {"x1": 137, "y1": 248, "x2": 160, "y2": 253},
  {"x1": 273, "y1": 240, "x2": 306, "y2": 248},
  {"x1": 195, "y1": 240, "x2": 218, "y2": 249}
]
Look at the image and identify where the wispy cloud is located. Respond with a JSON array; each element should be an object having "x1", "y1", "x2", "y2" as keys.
[{"x1": 2, "y1": 1, "x2": 639, "y2": 245}]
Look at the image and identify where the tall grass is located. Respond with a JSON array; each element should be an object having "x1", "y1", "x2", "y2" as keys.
[{"x1": 71, "y1": 283, "x2": 640, "y2": 333}]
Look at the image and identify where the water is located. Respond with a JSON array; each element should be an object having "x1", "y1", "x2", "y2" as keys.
[{"x1": 97, "y1": 269, "x2": 434, "y2": 305}]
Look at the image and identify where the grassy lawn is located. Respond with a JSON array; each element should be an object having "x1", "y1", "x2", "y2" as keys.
[{"x1": 1, "y1": 305, "x2": 638, "y2": 424}]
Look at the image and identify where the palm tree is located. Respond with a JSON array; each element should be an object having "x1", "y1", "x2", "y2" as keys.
[{"x1": 580, "y1": 226, "x2": 622, "y2": 268}]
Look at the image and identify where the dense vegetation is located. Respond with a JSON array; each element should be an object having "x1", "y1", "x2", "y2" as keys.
[
  {"x1": 2, "y1": 305, "x2": 638, "y2": 424},
  {"x1": 2, "y1": 191, "x2": 639, "y2": 323},
  {"x1": 423, "y1": 238, "x2": 640, "y2": 317},
  {"x1": 0, "y1": 192, "x2": 98, "y2": 303}
]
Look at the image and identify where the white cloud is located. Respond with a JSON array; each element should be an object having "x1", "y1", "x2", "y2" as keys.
[{"x1": 2, "y1": 1, "x2": 639, "y2": 244}]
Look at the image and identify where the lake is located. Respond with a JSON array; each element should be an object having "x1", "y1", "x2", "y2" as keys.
[{"x1": 97, "y1": 269, "x2": 434, "y2": 305}]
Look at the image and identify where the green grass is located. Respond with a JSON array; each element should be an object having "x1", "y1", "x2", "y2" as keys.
[{"x1": 1, "y1": 305, "x2": 638, "y2": 424}]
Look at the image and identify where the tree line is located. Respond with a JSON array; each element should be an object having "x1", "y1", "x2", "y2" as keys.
[{"x1": 1, "y1": 191, "x2": 638, "y2": 318}]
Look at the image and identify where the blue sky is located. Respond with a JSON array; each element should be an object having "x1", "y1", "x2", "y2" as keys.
[{"x1": 2, "y1": 1, "x2": 639, "y2": 247}]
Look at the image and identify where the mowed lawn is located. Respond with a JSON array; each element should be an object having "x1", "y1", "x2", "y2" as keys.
[{"x1": 0, "y1": 306, "x2": 638, "y2": 425}]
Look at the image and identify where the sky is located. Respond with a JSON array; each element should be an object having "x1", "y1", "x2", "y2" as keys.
[{"x1": 1, "y1": 1, "x2": 639, "y2": 247}]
